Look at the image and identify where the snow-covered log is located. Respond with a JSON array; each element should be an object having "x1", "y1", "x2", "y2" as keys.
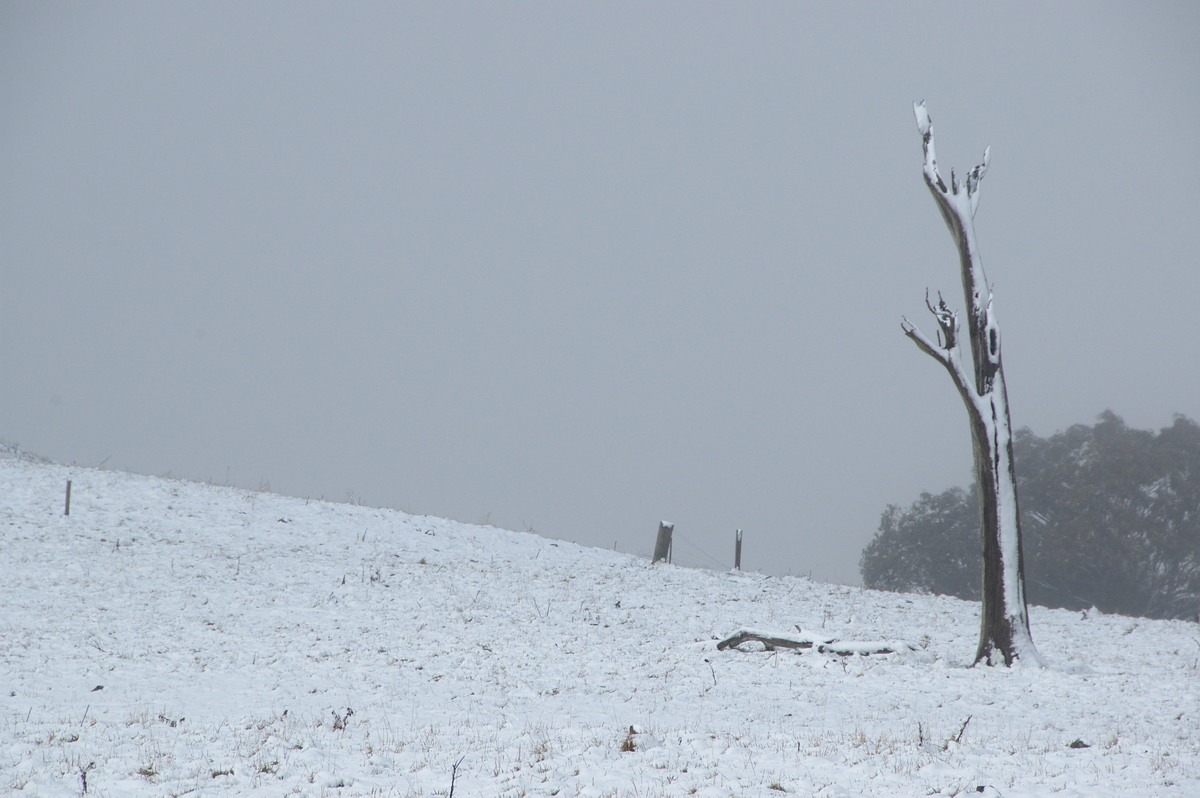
[
  {"x1": 717, "y1": 629, "x2": 911, "y2": 656},
  {"x1": 902, "y1": 103, "x2": 1043, "y2": 667},
  {"x1": 717, "y1": 630, "x2": 816, "y2": 651}
]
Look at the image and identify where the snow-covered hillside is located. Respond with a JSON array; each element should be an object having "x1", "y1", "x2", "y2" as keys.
[{"x1": 2, "y1": 450, "x2": 1198, "y2": 797}]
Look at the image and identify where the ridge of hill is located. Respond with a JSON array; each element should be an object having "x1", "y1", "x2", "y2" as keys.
[{"x1": 2, "y1": 451, "x2": 1198, "y2": 796}]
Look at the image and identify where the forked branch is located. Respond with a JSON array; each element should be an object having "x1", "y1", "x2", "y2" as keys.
[
  {"x1": 903, "y1": 294, "x2": 982, "y2": 419},
  {"x1": 902, "y1": 293, "x2": 969, "y2": 382},
  {"x1": 914, "y1": 100, "x2": 990, "y2": 222}
]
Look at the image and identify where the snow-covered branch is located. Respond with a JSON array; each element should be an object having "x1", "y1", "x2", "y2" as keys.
[
  {"x1": 913, "y1": 101, "x2": 989, "y2": 221},
  {"x1": 912, "y1": 101, "x2": 999, "y2": 396},
  {"x1": 924, "y1": 290, "x2": 958, "y2": 350},
  {"x1": 717, "y1": 629, "x2": 912, "y2": 657},
  {"x1": 902, "y1": 296, "x2": 977, "y2": 412},
  {"x1": 900, "y1": 317, "x2": 946, "y2": 366}
]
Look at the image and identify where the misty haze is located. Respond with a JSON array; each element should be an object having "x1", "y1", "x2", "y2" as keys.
[{"x1": 3, "y1": 3, "x2": 1198, "y2": 585}]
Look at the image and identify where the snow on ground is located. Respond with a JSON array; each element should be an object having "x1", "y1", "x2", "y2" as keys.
[{"x1": 2, "y1": 449, "x2": 1198, "y2": 797}]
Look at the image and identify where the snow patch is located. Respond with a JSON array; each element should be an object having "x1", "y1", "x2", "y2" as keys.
[{"x1": 0, "y1": 456, "x2": 1196, "y2": 796}]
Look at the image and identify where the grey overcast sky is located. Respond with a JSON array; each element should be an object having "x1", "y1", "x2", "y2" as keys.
[{"x1": 2, "y1": 2, "x2": 1198, "y2": 583}]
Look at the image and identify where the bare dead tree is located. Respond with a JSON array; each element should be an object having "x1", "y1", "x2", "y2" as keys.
[{"x1": 901, "y1": 102, "x2": 1042, "y2": 666}]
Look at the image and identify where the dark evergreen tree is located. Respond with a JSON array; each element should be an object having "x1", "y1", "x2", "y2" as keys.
[
  {"x1": 862, "y1": 412, "x2": 1200, "y2": 621},
  {"x1": 861, "y1": 489, "x2": 978, "y2": 599}
]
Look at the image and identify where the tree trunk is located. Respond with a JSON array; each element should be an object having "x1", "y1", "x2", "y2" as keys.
[{"x1": 901, "y1": 103, "x2": 1041, "y2": 666}]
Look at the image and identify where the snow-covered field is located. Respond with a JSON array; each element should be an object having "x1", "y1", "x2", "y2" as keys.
[{"x1": 2, "y1": 449, "x2": 1198, "y2": 797}]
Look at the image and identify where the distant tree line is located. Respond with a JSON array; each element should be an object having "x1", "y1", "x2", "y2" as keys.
[{"x1": 861, "y1": 412, "x2": 1200, "y2": 620}]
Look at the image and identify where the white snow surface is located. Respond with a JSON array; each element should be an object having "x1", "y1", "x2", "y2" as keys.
[{"x1": 3, "y1": 451, "x2": 1199, "y2": 797}]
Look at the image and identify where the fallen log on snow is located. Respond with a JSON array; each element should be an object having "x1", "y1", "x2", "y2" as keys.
[
  {"x1": 717, "y1": 629, "x2": 912, "y2": 657},
  {"x1": 716, "y1": 630, "x2": 816, "y2": 651}
]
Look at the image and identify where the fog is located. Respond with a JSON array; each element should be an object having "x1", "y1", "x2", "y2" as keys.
[{"x1": 3, "y1": 2, "x2": 1198, "y2": 583}]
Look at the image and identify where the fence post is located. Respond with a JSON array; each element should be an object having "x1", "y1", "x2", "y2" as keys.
[
  {"x1": 65, "y1": 480, "x2": 72, "y2": 516},
  {"x1": 652, "y1": 521, "x2": 674, "y2": 563},
  {"x1": 734, "y1": 528, "x2": 743, "y2": 570}
]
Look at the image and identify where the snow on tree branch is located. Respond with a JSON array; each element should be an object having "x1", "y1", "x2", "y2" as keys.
[
  {"x1": 901, "y1": 290, "x2": 958, "y2": 366},
  {"x1": 965, "y1": 147, "x2": 990, "y2": 218},
  {"x1": 901, "y1": 317, "x2": 946, "y2": 364},
  {"x1": 913, "y1": 101, "x2": 991, "y2": 223},
  {"x1": 901, "y1": 294, "x2": 975, "y2": 410},
  {"x1": 924, "y1": 290, "x2": 959, "y2": 350}
]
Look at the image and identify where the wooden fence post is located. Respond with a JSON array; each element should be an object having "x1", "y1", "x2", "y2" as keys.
[
  {"x1": 64, "y1": 480, "x2": 72, "y2": 516},
  {"x1": 652, "y1": 521, "x2": 674, "y2": 563},
  {"x1": 734, "y1": 529, "x2": 743, "y2": 570}
]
